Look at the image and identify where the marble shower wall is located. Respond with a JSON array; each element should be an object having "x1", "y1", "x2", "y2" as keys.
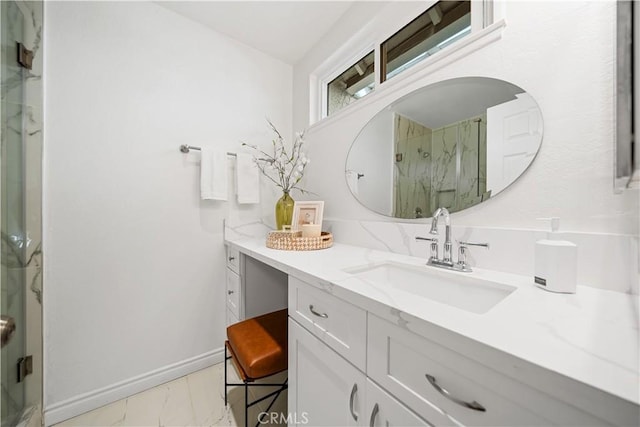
[
  {"x1": 393, "y1": 114, "x2": 432, "y2": 218},
  {"x1": 429, "y1": 121, "x2": 457, "y2": 212},
  {"x1": 393, "y1": 113, "x2": 486, "y2": 218},
  {"x1": 1, "y1": 0, "x2": 43, "y2": 425}
]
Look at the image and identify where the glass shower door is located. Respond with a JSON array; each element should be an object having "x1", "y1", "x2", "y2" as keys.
[
  {"x1": 1, "y1": 1, "x2": 43, "y2": 425},
  {"x1": 1, "y1": 1, "x2": 27, "y2": 422}
]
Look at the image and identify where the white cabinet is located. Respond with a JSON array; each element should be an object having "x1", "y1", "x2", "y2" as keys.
[
  {"x1": 224, "y1": 246, "x2": 288, "y2": 326},
  {"x1": 225, "y1": 268, "x2": 240, "y2": 319},
  {"x1": 288, "y1": 274, "x2": 622, "y2": 427},
  {"x1": 288, "y1": 318, "x2": 365, "y2": 426},
  {"x1": 225, "y1": 247, "x2": 241, "y2": 326},
  {"x1": 288, "y1": 277, "x2": 434, "y2": 427}
]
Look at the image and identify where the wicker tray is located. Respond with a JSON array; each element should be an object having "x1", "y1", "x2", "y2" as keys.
[{"x1": 266, "y1": 230, "x2": 333, "y2": 251}]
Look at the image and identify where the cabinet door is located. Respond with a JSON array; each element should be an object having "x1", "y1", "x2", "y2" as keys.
[
  {"x1": 289, "y1": 318, "x2": 365, "y2": 426},
  {"x1": 366, "y1": 380, "x2": 433, "y2": 427}
]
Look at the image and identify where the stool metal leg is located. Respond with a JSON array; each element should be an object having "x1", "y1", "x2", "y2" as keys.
[
  {"x1": 224, "y1": 345, "x2": 228, "y2": 407},
  {"x1": 244, "y1": 382, "x2": 249, "y2": 427},
  {"x1": 225, "y1": 374, "x2": 288, "y2": 427},
  {"x1": 261, "y1": 379, "x2": 288, "y2": 419},
  {"x1": 225, "y1": 341, "x2": 287, "y2": 427}
]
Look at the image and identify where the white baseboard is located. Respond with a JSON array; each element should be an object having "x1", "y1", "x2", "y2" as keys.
[{"x1": 43, "y1": 348, "x2": 224, "y2": 426}]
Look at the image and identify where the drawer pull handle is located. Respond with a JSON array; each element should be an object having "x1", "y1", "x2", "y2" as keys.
[
  {"x1": 309, "y1": 305, "x2": 328, "y2": 318},
  {"x1": 369, "y1": 403, "x2": 379, "y2": 427},
  {"x1": 228, "y1": 256, "x2": 236, "y2": 261},
  {"x1": 227, "y1": 290, "x2": 234, "y2": 295},
  {"x1": 425, "y1": 374, "x2": 486, "y2": 412},
  {"x1": 349, "y1": 383, "x2": 358, "y2": 421}
]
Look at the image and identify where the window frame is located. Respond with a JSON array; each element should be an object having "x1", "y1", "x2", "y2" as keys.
[
  {"x1": 312, "y1": 0, "x2": 501, "y2": 124},
  {"x1": 380, "y1": 1, "x2": 472, "y2": 85},
  {"x1": 325, "y1": 49, "x2": 376, "y2": 117},
  {"x1": 313, "y1": 41, "x2": 377, "y2": 124}
]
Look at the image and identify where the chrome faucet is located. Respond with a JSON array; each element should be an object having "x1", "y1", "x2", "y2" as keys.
[
  {"x1": 430, "y1": 207, "x2": 452, "y2": 264},
  {"x1": 415, "y1": 207, "x2": 489, "y2": 272}
]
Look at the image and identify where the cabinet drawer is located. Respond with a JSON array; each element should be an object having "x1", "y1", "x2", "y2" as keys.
[
  {"x1": 226, "y1": 247, "x2": 240, "y2": 273},
  {"x1": 288, "y1": 276, "x2": 366, "y2": 370},
  {"x1": 366, "y1": 379, "x2": 431, "y2": 427},
  {"x1": 368, "y1": 314, "x2": 560, "y2": 427},
  {"x1": 226, "y1": 269, "x2": 241, "y2": 319}
]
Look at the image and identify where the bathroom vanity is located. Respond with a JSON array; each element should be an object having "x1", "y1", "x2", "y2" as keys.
[
  {"x1": 225, "y1": 237, "x2": 639, "y2": 426},
  {"x1": 225, "y1": 245, "x2": 288, "y2": 325}
]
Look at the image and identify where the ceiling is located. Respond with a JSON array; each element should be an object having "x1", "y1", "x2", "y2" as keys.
[
  {"x1": 157, "y1": 1, "x2": 357, "y2": 65},
  {"x1": 395, "y1": 78, "x2": 523, "y2": 128}
]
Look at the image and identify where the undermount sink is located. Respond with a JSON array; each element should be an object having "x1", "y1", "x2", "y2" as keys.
[{"x1": 344, "y1": 261, "x2": 516, "y2": 314}]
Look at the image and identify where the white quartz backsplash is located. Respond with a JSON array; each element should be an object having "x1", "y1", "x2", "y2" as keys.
[
  {"x1": 323, "y1": 218, "x2": 639, "y2": 294},
  {"x1": 223, "y1": 217, "x2": 638, "y2": 294}
]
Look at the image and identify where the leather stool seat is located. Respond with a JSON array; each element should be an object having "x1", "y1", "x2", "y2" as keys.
[{"x1": 226, "y1": 309, "x2": 287, "y2": 381}]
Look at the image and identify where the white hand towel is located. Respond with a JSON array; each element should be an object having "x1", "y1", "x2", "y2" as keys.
[
  {"x1": 236, "y1": 153, "x2": 260, "y2": 204},
  {"x1": 200, "y1": 148, "x2": 227, "y2": 200}
]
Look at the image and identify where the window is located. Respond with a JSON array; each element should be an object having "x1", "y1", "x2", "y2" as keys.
[
  {"x1": 381, "y1": 1, "x2": 471, "y2": 82},
  {"x1": 320, "y1": 0, "x2": 487, "y2": 120},
  {"x1": 327, "y1": 51, "x2": 375, "y2": 117}
]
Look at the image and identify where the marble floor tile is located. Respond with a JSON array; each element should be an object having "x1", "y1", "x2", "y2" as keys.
[
  {"x1": 186, "y1": 364, "x2": 227, "y2": 426},
  {"x1": 54, "y1": 400, "x2": 127, "y2": 427},
  {"x1": 54, "y1": 362, "x2": 288, "y2": 427},
  {"x1": 121, "y1": 376, "x2": 195, "y2": 426}
]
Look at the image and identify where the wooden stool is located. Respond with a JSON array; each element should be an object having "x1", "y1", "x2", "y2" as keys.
[{"x1": 225, "y1": 309, "x2": 288, "y2": 427}]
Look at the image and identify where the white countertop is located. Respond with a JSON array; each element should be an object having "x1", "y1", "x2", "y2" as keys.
[{"x1": 226, "y1": 236, "x2": 640, "y2": 407}]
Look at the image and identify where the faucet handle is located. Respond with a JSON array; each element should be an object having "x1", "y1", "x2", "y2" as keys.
[
  {"x1": 456, "y1": 241, "x2": 489, "y2": 269},
  {"x1": 457, "y1": 240, "x2": 490, "y2": 249},
  {"x1": 416, "y1": 236, "x2": 439, "y2": 261}
]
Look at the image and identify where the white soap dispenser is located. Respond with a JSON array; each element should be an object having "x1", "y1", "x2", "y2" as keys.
[{"x1": 534, "y1": 218, "x2": 577, "y2": 293}]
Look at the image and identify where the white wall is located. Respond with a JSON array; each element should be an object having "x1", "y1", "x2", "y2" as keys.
[
  {"x1": 43, "y1": 2, "x2": 291, "y2": 423},
  {"x1": 294, "y1": 1, "x2": 639, "y2": 236}
]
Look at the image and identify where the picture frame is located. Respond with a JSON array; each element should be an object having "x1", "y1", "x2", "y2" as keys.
[{"x1": 291, "y1": 201, "x2": 324, "y2": 231}]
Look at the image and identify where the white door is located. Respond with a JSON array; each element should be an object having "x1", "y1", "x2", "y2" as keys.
[
  {"x1": 486, "y1": 93, "x2": 542, "y2": 195},
  {"x1": 288, "y1": 318, "x2": 365, "y2": 426},
  {"x1": 366, "y1": 380, "x2": 433, "y2": 427}
]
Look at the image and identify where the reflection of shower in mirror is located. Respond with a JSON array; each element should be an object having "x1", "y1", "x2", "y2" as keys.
[
  {"x1": 345, "y1": 77, "x2": 543, "y2": 219},
  {"x1": 417, "y1": 147, "x2": 430, "y2": 159}
]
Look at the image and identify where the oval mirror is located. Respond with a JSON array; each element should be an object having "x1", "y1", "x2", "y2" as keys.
[{"x1": 345, "y1": 77, "x2": 543, "y2": 218}]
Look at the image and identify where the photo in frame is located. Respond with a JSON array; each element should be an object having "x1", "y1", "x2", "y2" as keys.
[{"x1": 291, "y1": 201, "x2": 324, "y2": 231}]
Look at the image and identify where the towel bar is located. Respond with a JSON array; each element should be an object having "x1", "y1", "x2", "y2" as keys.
[{"x1": 180, "y1": 144, "x2": 236, "y2": 156}]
